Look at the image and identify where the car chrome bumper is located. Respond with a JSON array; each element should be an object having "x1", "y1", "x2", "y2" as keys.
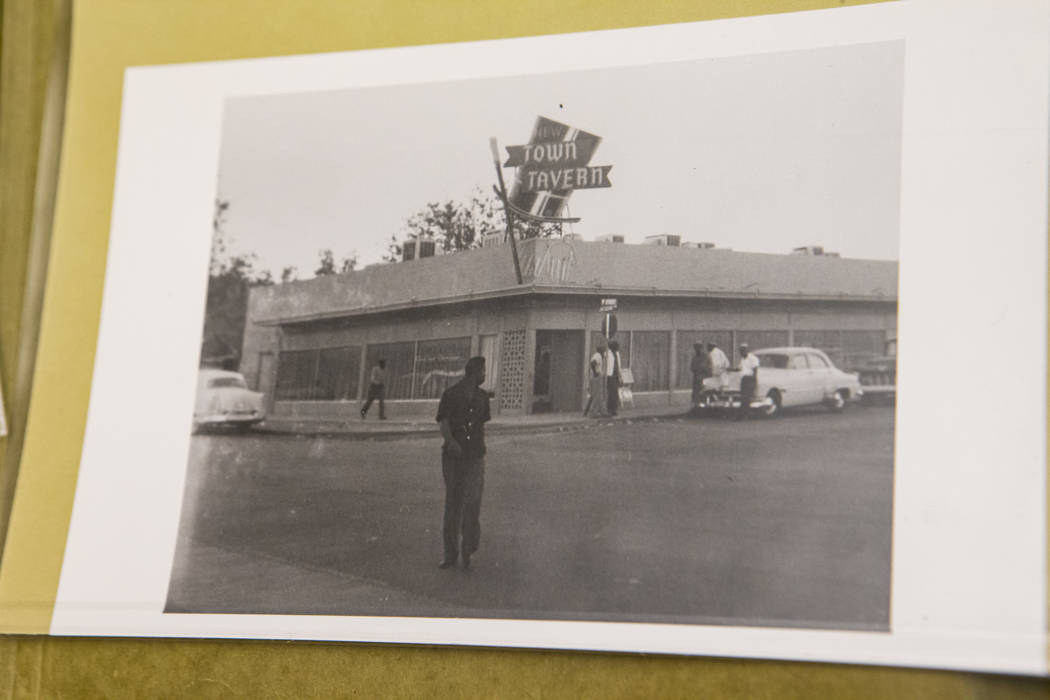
[{"x1": 698, "y1": 394, "x2": 771, "y2": 410}]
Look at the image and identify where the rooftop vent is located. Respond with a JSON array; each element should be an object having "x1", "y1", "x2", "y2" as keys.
[
  {"x1": 596, "y1": 234, "x2": 625, "y2": 243},
  {"x1": 644, "y1": 234, "x2": 681, "y2": 247},
  {"x1": 402, "y1": 238, "x2": 437, "y2": 261},
  {"x1": 480, "y1": 231, "x2": 505, "y2": 248}
]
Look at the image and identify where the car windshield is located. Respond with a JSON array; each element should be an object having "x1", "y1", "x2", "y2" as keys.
[
  {"x1": 755, "y1": 353, "x2": 789, "y2": 369},
  {"x1": 208, "y1": 376, "x2": 247, "y2": 389}
]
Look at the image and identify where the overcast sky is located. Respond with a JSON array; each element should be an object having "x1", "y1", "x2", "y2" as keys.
[{"x1": 216, "y1": 41, "x2": 903, "y2": 277}]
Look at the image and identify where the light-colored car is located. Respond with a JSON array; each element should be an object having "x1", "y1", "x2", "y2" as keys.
[
  {"x1": 698, "y1": 347, "x2": 863, "y2": 417},
  {"x1": 193, "y1": 369, "x2": 266, "y2": 432}
]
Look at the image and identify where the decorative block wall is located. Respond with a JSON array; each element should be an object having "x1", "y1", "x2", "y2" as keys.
[{"x1": 499, "y1": 329, "x2": 527, "y2": 411}]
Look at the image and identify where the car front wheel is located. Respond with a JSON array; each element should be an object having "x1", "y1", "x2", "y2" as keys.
[
  {"x1": 828, "y1": 389, "x2": 847, "y2": 411},
  {"x1": 762, "y1": 390, "x2": 782, "y2": 418}
]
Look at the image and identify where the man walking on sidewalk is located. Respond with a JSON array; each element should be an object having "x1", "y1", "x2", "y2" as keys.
[
  {"x1": 436, "y1": 356, "x2": 491, "y2": 570},
  {"x1": 360, "y1": 359, "x2": 387, "y2": 420}
]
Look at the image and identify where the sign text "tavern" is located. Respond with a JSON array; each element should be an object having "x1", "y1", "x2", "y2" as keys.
[{"x1": 522, "y1": 165, "x2": 613, "y2": 192}]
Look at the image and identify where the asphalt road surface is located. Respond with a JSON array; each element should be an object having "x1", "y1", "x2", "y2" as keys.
[{"x1": 166, "y1": 405, "x2": 894, "y2": 630}]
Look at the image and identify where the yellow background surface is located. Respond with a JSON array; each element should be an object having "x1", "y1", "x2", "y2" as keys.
[{"x1": 0, "y1": 0, "x2": 1046, "y2": 695}]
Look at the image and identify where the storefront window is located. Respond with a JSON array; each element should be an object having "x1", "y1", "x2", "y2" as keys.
[
  {"x1": 675, "y1": 330, "x2": 732, "y2": 388},
  {"x1": 364, "y1": 342, "x2": 416, "y2": 400},
  {"x1": 630, "y1": 331, "x2": 670, "y2": 392},
  {"x1": 275, "y1": 349, "x2": 317, "y2": 400},
  {"x1": 315, "y1": 346, "x2": 361, "y2": 400},
  {"x1": 414, "y1": 337, "x2": 471, "y2": 399},
  {"x1": 275, "y1": 346, "x2": 361, "y2": 400},
  {"x1": 794, "y1": 330, "x2": 843, "y2": 368},
  {"x1": 734, "y1": 330, "x2": 789, "y2": 364},
  {"x1": 589, "y1": 331, "x2": 631, "y2": 369}
]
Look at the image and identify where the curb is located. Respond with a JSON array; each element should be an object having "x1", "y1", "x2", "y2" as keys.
[{"x1": 249, "y1": 412, "x2": 684, "y2": 441}]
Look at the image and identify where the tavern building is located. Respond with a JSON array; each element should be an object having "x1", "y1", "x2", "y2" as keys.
[{"x1": 238, "y1": 236, "x2": 897, "y2": 420}]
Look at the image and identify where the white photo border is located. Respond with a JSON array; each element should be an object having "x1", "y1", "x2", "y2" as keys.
[{"x1": 53, "y1": 1, "x2": 1049, "y2": 675}]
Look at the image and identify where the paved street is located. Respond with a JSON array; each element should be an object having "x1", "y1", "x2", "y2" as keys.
[{"x1": 166, "y1": 405, "x2": 893, "y2": 631}]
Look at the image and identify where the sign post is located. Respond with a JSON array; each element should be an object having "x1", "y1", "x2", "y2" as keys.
[
  {"x1": 587, "y1": 299, "x2": 618, "y2": 419},
  {"x1": 489, "y1": 137, "x2": 523, "y2": 285}
]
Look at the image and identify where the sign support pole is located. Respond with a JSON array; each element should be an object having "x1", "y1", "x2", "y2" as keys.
[{"x1": 489, "y1": 137, "x2": 524, "y2": 285}]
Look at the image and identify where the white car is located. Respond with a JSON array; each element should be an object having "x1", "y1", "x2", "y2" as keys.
[
  {"x1": 699, "y1": 347, "x2": 863, "y2": 417},
  {"x1": 193, "y1": 369, "x2": 266, "y2": 432}
]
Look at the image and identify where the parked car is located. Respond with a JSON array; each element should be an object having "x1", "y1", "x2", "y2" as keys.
[
  {"x1": 697, "y1": 347, "x2": 863, "y2": 417},
  {"x1": 856, "y1": 338, "x2": 896, "y2": 402},
  {"x1": 193, "y1": 369, "x2": 266, "y2": 433}
]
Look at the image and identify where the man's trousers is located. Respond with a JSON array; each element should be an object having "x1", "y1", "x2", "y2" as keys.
[
  {"x1": 606, "y1": 376, "x2": 620, "y2": 415},
  {"x1": 362, "y1": 383, "x2": 385, "y2": 418},
  {"x1": 442, "y1": 453, "x2": 485, "y2": 562},
  {"x1": 738, "y1": 375, "x2": 757, "y2": 419}
]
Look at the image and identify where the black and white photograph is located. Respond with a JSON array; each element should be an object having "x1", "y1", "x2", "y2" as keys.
[{"x1": 164, "y1": 40, "x2": 903, "y2": 631}]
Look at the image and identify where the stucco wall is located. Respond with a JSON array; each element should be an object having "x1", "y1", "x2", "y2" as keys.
[
  {"x1": 245, "y1": 239, "x2": 898, "y2": 326},
  {"x1": 243, "y1": 289, "x2": 896, "y2": 420}
]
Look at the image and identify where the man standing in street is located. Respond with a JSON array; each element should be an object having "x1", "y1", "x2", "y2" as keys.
[
  {"x1": 436, "y1": 356, "x2": 491, "y2": 570},
  {"x1": 690, "y1": 342, "x2": 713, "y2": 408},
  {"x1": 360, "y1": 359, "x2": 387, "y2": 420},
  {"x1": 735, "y1": 343, "x2": 760, "y2": 421},
  {"x1": 605, "y1": 339, "x2": 624, "y2": 416}
]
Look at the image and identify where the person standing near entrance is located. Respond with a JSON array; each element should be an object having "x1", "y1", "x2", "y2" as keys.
[
  {"x1": 584, "y1": 340, "x2": 607, "y2": 416},
  {"x1": 708, "y1": 341, "x2": 730, "y2": 390},
  {"x1": 605, "y1": 339, "x2": 624, "y2": 416},
  {"x1": 360, "y1": 359, "x2": 387, "y2": 420},
  {"x1": 735, "y1": 343, "x2": 760, "y2": 420},
  {"x1": 436, "y1": 356, "x2": 491, "y2": 570},
  {"x1": 690, "y1": 342, "x2": 713, "y2": 407}
]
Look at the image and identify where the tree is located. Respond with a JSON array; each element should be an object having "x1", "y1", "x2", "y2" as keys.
[
  {"x1": 383, "y1": 187, "x2": 562, "y2": 262},
  {"x1": 315, "y1": 249, "x2": 337, "y2": 276},
  {"x1": 201, "y1": 200, "x2": 273, "y2": 370},
  {"x1": 280, "y1": 266, "x2": 298, "y2": 283},
  {"x1": 315, "y1": 249, "x2": 358, "y2": 276},
  {"x1": 209, "y1": 198, "x2": 231, "y2": 275}
]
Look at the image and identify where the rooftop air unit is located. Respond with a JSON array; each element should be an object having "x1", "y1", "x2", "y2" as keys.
[
  {"x1": 644, "y1": 234, "x2": 682, "y2": 247},
  {"x1": 480, "y1": 231, "x2": 504, "y2": 248},
  {"x1": 682, "y1": 241, "x2": 716, "y2": 249},
  {"x1": 562, "y1": 232, "x2": 584, "y2": 242},
  {"x1": 792, "y1": 245, "x2": 825, "y2": 256},
  {"x1": 596, "y1": 234, "x2": 625, "y2": 243},
  {"x1": 402, "y1": 238, "x2": 437, "y2": 261}
]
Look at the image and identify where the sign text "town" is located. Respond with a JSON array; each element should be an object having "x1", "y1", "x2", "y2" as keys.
[{"x1": 504, "y1": 138, "x2": 599, "y2": 168}]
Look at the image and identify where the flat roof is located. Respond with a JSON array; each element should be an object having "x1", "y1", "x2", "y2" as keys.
[{"x1": 249, "y1": 238, "x2": 898, "y2": 325}]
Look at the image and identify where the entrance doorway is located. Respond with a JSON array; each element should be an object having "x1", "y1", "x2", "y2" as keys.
[{"x1": 532, "y1": 330, "x2": 584, "y2": 413}]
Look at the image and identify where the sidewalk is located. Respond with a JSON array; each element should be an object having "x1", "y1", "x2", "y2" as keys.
[{"x1": 256, "y1": 404, "x2": 685, "y2": 439}]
